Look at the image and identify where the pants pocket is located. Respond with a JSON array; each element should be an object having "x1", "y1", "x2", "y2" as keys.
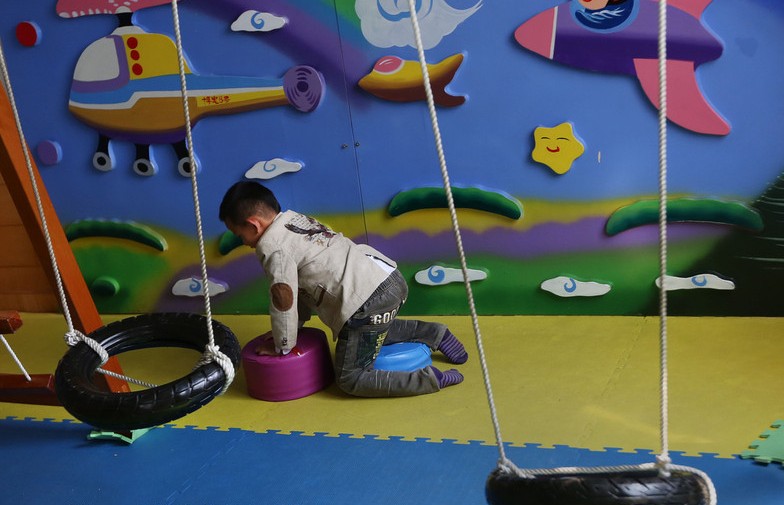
[{"x1": 356, "y1": 329, "x2": 387, "y2": 369}]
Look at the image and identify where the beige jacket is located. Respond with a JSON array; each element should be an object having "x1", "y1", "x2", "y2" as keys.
[{"x1": 255, "y1": 210, "x2": 395, "y2": 353}]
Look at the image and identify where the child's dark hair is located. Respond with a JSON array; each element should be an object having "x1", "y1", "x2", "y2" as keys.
[{"x1": 219, "y1": 181, "x2": 281, "y2": 224}]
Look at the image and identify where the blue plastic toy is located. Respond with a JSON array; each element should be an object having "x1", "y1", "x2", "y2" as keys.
[{"x1": 374, "y1": 342, "x2": 432, "y2": 371}]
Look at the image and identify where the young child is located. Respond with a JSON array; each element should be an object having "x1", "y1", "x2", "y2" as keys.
[{"x1": 219, "y1": 181, "x2": 469, "y2": 397}]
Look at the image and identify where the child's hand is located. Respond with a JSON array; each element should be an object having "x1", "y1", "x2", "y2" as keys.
[
  {"x1": 278, "y1": 345, "x2": 303, "y2": 356},
  {"x1": 254, "y1": 332, "x2": 302, "y2": 356},
  {"x1": 254, "y1": 331, "x2": 277, "y2": 356}
]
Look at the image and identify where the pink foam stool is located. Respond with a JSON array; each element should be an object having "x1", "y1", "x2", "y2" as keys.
[{"x1": 241, "y1": 327, "x2": 334, "y2": 401}]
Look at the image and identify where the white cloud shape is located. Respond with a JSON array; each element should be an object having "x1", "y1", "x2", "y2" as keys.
[
  {"x1": 541, "y1": 276, "x2": 611, "y2": 297},
  {"x1": 656, "y1": 274, "x2": 735, "y2": 291},
  {"x1": 231, "y1": 11, "x2": 287, "y2": 33},
  {"x1": 415, "y1": 265, "x2": 486, "y2": 286},
  {"x1": 172, "y1": 277, "x2": 228, "y2": 297},
  {"x1": 245, "y1": 158, "x2": 303, "y2": 180},
  {"x1": 355, "y1": 0, "x2": 482, "y2": 50}
]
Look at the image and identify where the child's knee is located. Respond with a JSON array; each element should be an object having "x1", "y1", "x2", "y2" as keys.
[{"x1": 335, "y1": 373, "x2": 359, "y2": 395}]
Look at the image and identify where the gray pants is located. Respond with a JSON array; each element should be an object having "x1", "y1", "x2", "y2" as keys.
[{"x1": 334, "y1": 269, "x2": 447, "y2": 397}]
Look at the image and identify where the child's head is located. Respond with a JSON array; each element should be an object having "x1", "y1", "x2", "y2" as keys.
[{"x1": 219, "y1": 181, "x2": 281, "y2": 247}]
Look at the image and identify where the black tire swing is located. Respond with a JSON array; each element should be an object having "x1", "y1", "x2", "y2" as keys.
[
  {"x1": 0, "y1": 2, "x2": 239, "y2": 432},
  {"x1": 402, "y1": 0, "x2": 716, "y2": 503},
  {"x1": 55, "y1": 313, "x2": 241, "y2": 431},
  {"x1": 486, "y1": 468, "x2": 711, "y2": 505}
]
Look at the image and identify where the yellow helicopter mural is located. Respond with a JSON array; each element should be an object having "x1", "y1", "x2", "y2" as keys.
[{"x1": 60, "y1": 1, "x2": 324, "y2": 176}]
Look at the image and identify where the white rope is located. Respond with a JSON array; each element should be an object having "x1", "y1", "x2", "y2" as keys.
[
  {"x1": 650, "y1": 8, "x2": 715, "y2": 502},
  {"x1": 169, "y1": 0, "x2": 235, "y2": 393},
  {"x1": 1, "y1": 334, "x2": 32, "y2": 381},
  {"x1": 0, "y1": 36, "x2": 148, "y2": 386},
  {"x1": 405, "y1": 0, "x2": 508, "y2": 465},
  {"x1": 405, "y1": 0, "x2": 715, "y2": 501},
  {"x1": 655, "y1": 0, "x2": 671, "y2": 473}
]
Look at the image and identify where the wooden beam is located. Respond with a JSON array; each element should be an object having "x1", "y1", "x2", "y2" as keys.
[
  {"x1": 0, "y1": 310, "x2": 22, "y2": 333},
  {"x1": 0, "y1": 373, "x2": 59, "y2": 406},
  {"x1": 0, "y1": 85, "x2": 129, "y2": 394}
]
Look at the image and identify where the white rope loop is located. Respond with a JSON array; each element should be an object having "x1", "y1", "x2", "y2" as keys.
[
  {"x1": 169, "y1": 0, "x2": 234, "y2": 392},
  {"x1": 65, "y1": 329, "x2": 108, "y2": 364},
  {"x1": 194, "y1": 343, "x2": 236, "y2": 394},
  {"x1": 63, "y1": 328, "x2": 159, "y2": 387},
  {"x1": 405, "y1": 0, "x2": 508, "y2": 464},
  {"x1": 656, "y1": 453, "x2": 672, "y2": 478}
]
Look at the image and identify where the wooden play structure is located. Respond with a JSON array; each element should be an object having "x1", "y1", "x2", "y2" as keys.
[{"x1": 0, "y1": 84, "x2": 129, "y2": 405}]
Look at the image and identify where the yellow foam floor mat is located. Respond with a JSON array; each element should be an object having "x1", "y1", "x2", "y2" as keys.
[{"x1": 2, "y1": 314, "x2": 781, "y2": 458}]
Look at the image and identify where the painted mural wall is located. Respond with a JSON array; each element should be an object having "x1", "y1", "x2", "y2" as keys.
[{"x1": 2, "y1": 0, "x2": 783, "y2": 317}]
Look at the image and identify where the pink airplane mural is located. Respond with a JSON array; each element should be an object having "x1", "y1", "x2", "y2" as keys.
[
  {"x1": 57, "y1": 0, "x2": 324, "y2": 176},
  {"x1": 515, "y1": 0, "x2": 730, "y2": 136}
]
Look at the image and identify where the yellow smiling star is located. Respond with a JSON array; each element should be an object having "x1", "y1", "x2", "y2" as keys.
[{"x1": 531, "y1": 122, "x2": 585, "y2": 174}]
